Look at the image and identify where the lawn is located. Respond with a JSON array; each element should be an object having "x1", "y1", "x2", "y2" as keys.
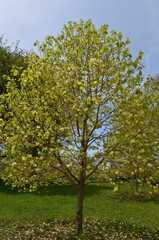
[{"x1": 0, "y1": 180, "x2": 159, "y2": 239}]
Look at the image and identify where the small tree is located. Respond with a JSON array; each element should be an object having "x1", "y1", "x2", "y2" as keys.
[
  {"x1": 0, "y1": 20, "x2": 157, "y2": 234},
  {"x1": 106, "y1": 85, "x2": 159, "y2": 194}
]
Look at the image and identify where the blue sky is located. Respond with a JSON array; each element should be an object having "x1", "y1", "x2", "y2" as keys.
[{"x1": 0, "y1": 0, "x2": 159, "y2": 77}]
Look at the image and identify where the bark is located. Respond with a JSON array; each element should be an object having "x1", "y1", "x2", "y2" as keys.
[
  {"x1": 75, "y1": 183, "x2": 84, "y2": 234},
  {"x1": 135, "y1": 181, "x2": 139, "y2": 193}
]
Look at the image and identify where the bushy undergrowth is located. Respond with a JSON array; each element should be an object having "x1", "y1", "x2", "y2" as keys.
[{"x1": 1, "y1": 219, "x2": 159, "y2": 240}]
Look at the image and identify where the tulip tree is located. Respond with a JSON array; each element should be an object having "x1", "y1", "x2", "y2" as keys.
[
  {"x1": 106, "y1": 85, "x2": 159, "y2": 193},
  {"x1": 0, "y1": 20, "x2": 157, "y2": 234}
]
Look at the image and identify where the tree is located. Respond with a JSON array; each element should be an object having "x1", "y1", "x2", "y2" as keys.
[
  {"x1": 0, "y1": 20, "x2": 157, "y2": 234},
  {"x1": 0, "y1": 36, "x2": 29, "y2": 160},
  {"x1": 106, "y1": 85, "x2": 159, "y2": 194},
  {"x1": 0, "y1": 36, "x2": 28, "y2": 94}
]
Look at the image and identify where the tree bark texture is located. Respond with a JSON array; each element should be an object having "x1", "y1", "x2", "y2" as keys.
[{"x1": 75, "y1": 183, "x2": 84, "y2": 234}]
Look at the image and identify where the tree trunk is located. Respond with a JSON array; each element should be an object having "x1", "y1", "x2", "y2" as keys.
[
  {"x1": 135, "y1": 181, "x2": 139, "y2": 193},
  {"x1": 75, "y1": 183, "x2": 84, "y2": 234}
]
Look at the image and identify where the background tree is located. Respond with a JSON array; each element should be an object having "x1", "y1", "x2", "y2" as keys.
[
  {"x1": 106, "y1": 85, "x2": 159, "y2": 194},
  {"x1": 0, "y1": 36, "x2": 28, "y2": 94},
  {"x1": 0, "y1": 20, "x2": 157, "y2": 234},
  {"x1": 0, "y1": 36, "x2": 28, "y2": 160}
]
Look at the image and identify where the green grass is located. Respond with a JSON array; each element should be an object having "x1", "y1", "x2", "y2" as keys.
[{"x1": 0, "y1": 180, "x2": 159, "y2": 239}]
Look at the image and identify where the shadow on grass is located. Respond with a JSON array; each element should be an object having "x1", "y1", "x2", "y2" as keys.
[
  {"x1": 0, "y1": 179, "x2": 113, "y2": 197},
  {"x1": 1, "y1": 178, "x2": 159, "y2": 204},
  {"x1": 112, "y1": 190, "x2": 159, "y2": 204},
  {"x1": 37, "y1": 183, "x2": 113, "y2": 197}
]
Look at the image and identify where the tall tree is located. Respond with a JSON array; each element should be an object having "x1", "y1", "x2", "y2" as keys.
[{"x1": 0, "y1": 20, "x2": 157, "y2": 234}]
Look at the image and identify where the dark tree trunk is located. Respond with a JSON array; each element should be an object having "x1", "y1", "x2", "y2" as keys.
[
  {"x1": 135, "y1": 180, "x2": 139, "y2": 193},
  {"x1": 75, "y1": 182, "x2": 84, "y2": 234}
]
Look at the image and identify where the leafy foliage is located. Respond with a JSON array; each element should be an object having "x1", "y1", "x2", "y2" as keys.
[
  {"x1": 107, "y1": 84, "x2": 159, "y2": 193},
  {"x1": 0, "y1": 19, "x2": 158, "y2": 233},
  {"x1": 0, "y1": 36, "x2": 28, "y2": 94},
  {"x1": 0, "y1": 36, "x2": 29, "y2": 163}
]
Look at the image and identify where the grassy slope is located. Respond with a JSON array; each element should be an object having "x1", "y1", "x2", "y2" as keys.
[{"x1": 0, "y1": 181, "x2": 159, "y2": 230}]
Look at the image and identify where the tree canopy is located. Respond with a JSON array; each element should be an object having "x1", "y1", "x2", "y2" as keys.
[
  {"x1": 0, "y1": 36, "x2": 28, "y2": 94},
  {"x1": 0, "y1": 20, "x2": 158, "y2": 234}
]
